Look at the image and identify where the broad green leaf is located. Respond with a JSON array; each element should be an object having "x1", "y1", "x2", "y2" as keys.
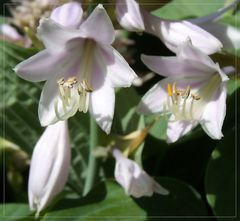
[
  {"x1": 0, "y1": 40, "x2": 38, "y2": 110},
  {"x1": 205, "y1": 128, "x2": 237, "y2": 218},
  {"x1": 42, "y1": 179, "x2": 209, "y2": 220},
  {"x1": 227, "y1": 78, "x2": 240, "y2": 95},
  {"x1": 145, "y1": 115, "x2": 169, "y2": 140},
  {"x1": 0, "y1": 204, "x2": 33, "y2": 221},
  {"x1": 153, "y1": 0, "x2": 225, "y2": 20},
  {"x1": 113, "y1": 87, "x2": 143, "y2": 134}
]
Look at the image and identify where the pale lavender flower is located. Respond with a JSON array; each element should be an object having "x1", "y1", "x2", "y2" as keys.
[
  {"x1": 138, "y1": 41, "x2": 231, "y2": 143},
  {"x1": 115, "y1": 0, "x2": 223, "y2": 55},
  {"x1": 189, "y1": 0, "x2": 240, "y2": 51},
  {"x1": 28, "y1": 121, "x2": 70, "y2": 216},
  {"x1": 14, "y1": 3, "x2": 137, "y2": 134},
  {"x1": 113, "y1": 149, "x2": 169, "y2": 197},
  {"x1": 0, "y1": 24, "x2": 23, "y2": 41}
]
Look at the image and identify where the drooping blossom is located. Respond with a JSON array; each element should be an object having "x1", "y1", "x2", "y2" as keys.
[
  {"x1": 14, "y1": 3, "x2": 137, "y2": 134},
  {"x1": 113, "y1": 149, "x2": 169, "y2": 197},
  {"x1": 28, "y1": 121, "x2": 70, "y2": 216},
  {"x1": 138, "y1": 41, "x2": 232, "y2": 143},
  {"x1": 189, "y1": 0, "x2": 240, "y2": 51},
  {"x1": 115, "y1": 0, "x2": 222, "y2": 54}
]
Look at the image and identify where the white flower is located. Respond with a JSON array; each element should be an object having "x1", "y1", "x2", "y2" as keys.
[
  {"x1": 189, "y1": 0, "x2": 240, "y2": 51},
  {"x1": 14, "y1": 3, "x2": 137, "y2": 134},
  {"x1": 0, "y1": 24, "x2": 23, "y2": 41},
  {"x1": 115, "y1": 0, "x2": 222, "y2": 54},
  {"x1": 138, "y1": 41, "x2": 230, "y2": 143},
  {"x1": 113, "y1": 149, "x2": 169, "y2": 197},
  {"x1": 28, "y1": 121, "x2": 70, "y2": 215}
]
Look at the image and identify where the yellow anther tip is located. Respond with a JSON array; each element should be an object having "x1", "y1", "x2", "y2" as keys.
[{"x1": 167, "y1": 84, "x2": 172, "y2": 97}]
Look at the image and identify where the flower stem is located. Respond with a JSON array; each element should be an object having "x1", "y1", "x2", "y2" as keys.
[{"x1": 83, "y1": 116, "x2": 98, "y2": 195}]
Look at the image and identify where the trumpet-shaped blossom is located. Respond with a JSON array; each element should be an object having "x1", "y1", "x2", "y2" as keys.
[
  {"x1": 189, "y1": 0, "x2": 240, "y2": 51},
  {"x1": 113, "y1": 149, "x2": 169, "y2": 197},
  {"x1": 115, "y1": 0, "x2": 222, "y2": 54},
  {"x1": 28, "y1": 121, "x2": 70, "y2": 215},
  {"x1": 14, "y1": 3, "x2": 137, "y2": 134},
  {"x1": 138, "y1": 41, "x2": 231, "y2": 143}
]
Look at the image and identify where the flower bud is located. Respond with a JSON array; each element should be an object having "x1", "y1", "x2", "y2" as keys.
[
  {"x1": 28, "y1": 121, "x2": 70, "y2": 215},
  {"x1": 113, "y1": 149, "x2": 169, "y2": 198}
]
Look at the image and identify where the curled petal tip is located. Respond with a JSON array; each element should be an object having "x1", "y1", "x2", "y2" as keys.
[{"x1": 97, "y1": 4, "x2": 104, "y2": 9}]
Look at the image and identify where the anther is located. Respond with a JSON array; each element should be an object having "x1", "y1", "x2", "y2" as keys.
[
  {"x1": 167, "y1": 84, "x2": 172, "y2": 97},
  {"x1": 57, "y1": 78, "x2": 65, "y2": 86},
  {"x1": 191, "y1": 93, "x2": 201, "y2": 100}
]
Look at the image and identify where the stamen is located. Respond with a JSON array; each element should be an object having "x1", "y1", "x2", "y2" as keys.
[
  {"x1": 182, "y1": 86, "x2": 191, "y2": 99},
  {"x1": 167, "y1": 84, "x2": 172, "y2": 97},
  {"x1": 166, "y1": 82, "x2": 201, "y2": 121},
  {"x1": 173, "y1": 82, "x2": 177, "y2": 94},
  {"x1": 77, "y1": 80, "x2": 93, "y2": 113},
  {"x1": 54, "y1": 100, "x2": 66, "y2": 121},
  {"x1": 191, "y1": 93, "x2": 201, "y2": 100}
]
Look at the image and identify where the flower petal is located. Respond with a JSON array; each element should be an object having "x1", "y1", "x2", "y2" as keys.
[
  {"x1": 99, "y1": 45, "x2": 137, "y2": 87},
  {"x1": 14, "y1": 49, "x2": 67, "y2": 82},
  {"x1": 177, "y1": 40, "x2": 217, "y2": 69},
  {"x1": 200, "y1": 85, "x2": 227, "y2": 139},
  {"x1": 137, "y1": 78, "x2": 169, "y2": 114},
  {"x1": 79, "y1": 4, "x2": 115, "y2": 44},
  {"x1": 37, "y1": 18, "x2": 82, "y2": 51},
  {"x1": 38, "y1": 78, "x2": 78, "y2": 126},
  {"x1": 28, "y1": 121, "x2": 70, "y2": 213},
  {"x1": 113, "y1": 149, "x2": 169, "y2": 197},
  {"x1": 0, "y1": 24, "x2": 23, "y2": 41},
  {"x1": 199, "y1": 22, "x2": 240, "y2": 51},
  {"x1": 89, "y1": 62, "x2": 115, "y2": 134},
  {"x1": 141, "y1": 54, "x2": 215, "y2": 77},
  {"x1": 50, "y1": 2, "x2": 83, "y2": 28},
  {"x1": 115, "y1": 0, "x2": 145, "y2": 32},
  {"x1": 144, "y1": 13, "x2": 222, "y2": 55},
  {"x1": 167, "y1": 116, "x2": 198, "y2": 143}
]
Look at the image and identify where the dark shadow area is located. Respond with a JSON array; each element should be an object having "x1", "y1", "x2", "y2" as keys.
[{"x1": 50, "y1": 181, "x2": 107, "y2": 212}]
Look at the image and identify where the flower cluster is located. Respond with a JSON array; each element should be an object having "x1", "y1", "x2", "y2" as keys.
[{"x1": 12, "y1": 0, "x2": 238, "y2": 216}]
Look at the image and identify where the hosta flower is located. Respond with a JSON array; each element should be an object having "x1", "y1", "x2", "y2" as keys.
[
  {"x1": 14, "y1": 3, "x2": 137, "y2": 134},
  {"x1": 28, "y1": 121, "x2": 70, "y2": 215},
  {"x1": 138, "y1": 41, "x2": 230, "y2": 143},
  {"x1": 189, "y1": 0, "x2": 240, "y2": 51},
  {"x1": 113, "y1": 149, "x2": 169, "y2": 197},
  {"x1": 115, "y1": 0, "x2": 222, "y2": 54},
  {"x1": 0, "y1": 24, "x2": 23, "y2": 41}
]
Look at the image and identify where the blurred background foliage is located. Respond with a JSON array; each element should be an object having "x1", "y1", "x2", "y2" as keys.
[{"x1": 0, "y1": 0, "x2": 239, "y2": 220}]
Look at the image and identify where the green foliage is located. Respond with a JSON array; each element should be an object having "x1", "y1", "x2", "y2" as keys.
[
  {"x1": 0, "y1": 204, "x2": 33, "y2": 221},
  {"x1": 205, "y1": 129, "x2": 236, "y2": 218},
  {"x1": 41, "y1": 179, "x2": 208, "y2": 221}
]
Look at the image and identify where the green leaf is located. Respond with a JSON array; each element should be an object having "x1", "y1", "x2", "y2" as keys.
[
  {"x1": 0, "y1": 40, "x2": 38, "y2": 110},
  {"x1": 41, "y1": 181, "x2": 146, "y2": 221},
  {"x1": 0, "y1": 204, "x2": 33, "y2": 221},
  {"x1": 205, "y1": 127, "x2": 237, "y2": 218},
  {"x1": 113, "y1": 87, "x2": 142, "y2": 134},
  {"x1": 42, "y1": 178, "x2": 209, "y2": 220},
  {"x1": 145, "y1": 115, "x2": 169, "y2": 140},
  {"x1": 153, "y1": 0, "x2": 225, "y2": 20},
  {"x1": 227, "y1": 78, "x2": 240, "y2": 95}
]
